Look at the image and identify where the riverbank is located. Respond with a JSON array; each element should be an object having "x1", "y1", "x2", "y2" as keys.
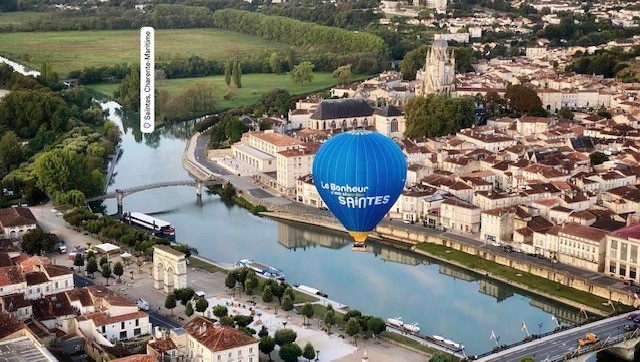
[{"x1": 259, "y1": 210, "x2": 616, "y2": 316}]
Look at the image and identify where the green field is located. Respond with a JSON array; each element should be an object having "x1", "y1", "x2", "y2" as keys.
[
  {"x1": 0, "y1": 11, "x2": 51, "y2": 26},
  {"x1": 0, "y1": 29, "x2": 289, "y2": 76},
  {"x1": 87, "y1": 72, "x2": 367, "y2": 110}
]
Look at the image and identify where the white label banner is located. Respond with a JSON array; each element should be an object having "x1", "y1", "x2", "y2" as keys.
[{"x1": 140, "y1": 27, "x2": 154, "y2": 133}]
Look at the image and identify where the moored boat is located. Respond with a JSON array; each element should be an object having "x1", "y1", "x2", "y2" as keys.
[
  {"x1": 122, "y1": 212, "x2": 175, "y2": 239},
  {"x1": 236, "y1": 259, "x2": 285, "y2": 280}
]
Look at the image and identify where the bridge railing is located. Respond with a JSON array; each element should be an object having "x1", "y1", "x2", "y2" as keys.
[{"x1": 466, "y1": 312, "x2": 628, "y2": 361}]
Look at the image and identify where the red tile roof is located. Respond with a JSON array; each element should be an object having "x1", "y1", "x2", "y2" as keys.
[
  {"x1": 183, "y1": 316, "x2": 258, "y2": 352},
  {"x1": 0, "y1": 266, "x2": 25, "y2": 286},
  {"x1": 0, "y1": 208, "x2": 36, "y2": 228},
  {"x1": 43, "y1": 265, "x2": 72, "y2": 277},
  {"x1": 79, "y1": 311, "x2": 147, "y2": 327},
  {"x1": 559, "y1": 223, "x2": 608, "y2": 242},
  {"x1": 0, "y1": 310, "x2": 29, "y2": 340},
  {"x1": 112, "y1": 355, "x2": 157, "y2": 362}
]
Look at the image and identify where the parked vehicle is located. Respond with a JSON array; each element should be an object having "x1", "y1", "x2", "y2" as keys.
[
  {"x1": 623, "y1": 324, "x2": 638, "y2": 332},
  {"x1": 58, "y1": 245, "x2": 67, "y2": 254},
  {"x1": 577, "y1": 333, "x2": 598, "y2": 346},
  {"x1": 136, "y1": 298, "x2": 150, "y2": 311},
  {"x1": 626, "y1": 313, "x2": 638, "y2": 321}
]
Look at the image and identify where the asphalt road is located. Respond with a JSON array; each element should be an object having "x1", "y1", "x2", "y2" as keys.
[
  {"x1": 72, "y1": 274, "x2": 180, "y2": 330},
  {"x1": 480, "y1": 311, "x2": 639, "y2": 361}
]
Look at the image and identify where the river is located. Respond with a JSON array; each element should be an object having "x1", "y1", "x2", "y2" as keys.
[{"x1": 93, "y1": 100, "x2": 597, "y2": 356}]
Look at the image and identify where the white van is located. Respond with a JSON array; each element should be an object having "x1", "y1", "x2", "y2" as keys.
[
  {"x1": 58, "y1": 245, "x2": 67, "y2": 254},
  {"x1": 136, "y1": 298, "x2": 150, "y2": 311}
]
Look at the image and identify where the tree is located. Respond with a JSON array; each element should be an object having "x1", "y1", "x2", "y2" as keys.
[
  {"x1": 518, "y1": 358, "x2": 535, "y2": 362},
  {"x1": 597, "y1": 108, "x2": 612, "y2": 119},
  {"x1": 262, "y1": 285, "x2": 274, "y2": 303},
  {"x1": 291, "y1": 61, "x2": 315, "y2": 86},
  {"x1": 173, "y1": 288, "x2": 195, "y2": 306},
  {"x1": 590, "y1": 151, "x2": 609, "y2": 166},
  {"x1": 367, "y1": 316, "x2": 386, "y2": 337},
  {"x1": 484, "y1": 90, "x2": 505, "y2": 115},
  {"x1": 431, "y1": 354, "x2": 452, "y2": 362},
  {"x1": 302, "y1": 342, "x2": 316, "y2": 361},
  {"x1": 165, "y1": 293, "x2": 177, "y2": 315},
  {"x1": 213, "y1": 305, "x2": 228, "y2": 318},
  {"x1": 224, "y1": 270, "x2": 237, "y2": 290},
  {"x1": 558, "y1": 108, "x2": 573, "y2": 120},
  {"x1": 258, "y1": 326, "x2": 269, "y2": 338},
  {"x1": 324, "y1": 305, "x2": 336, "y2": 333},
  {"x1": 113, "y1": 261, "x2": 124, "y2": 282},
  {"x1": 332, "y1": 64, "x2": 352, "y2": 85},
  {"x1": 259, "y1": 336, "x2": 276, "y2": 361},
  {"x1": 185, "y1": 301, "x2": 194, "y2": 318},
  {"x1": 345, "y1": 318, "x2": 361, "y2": 346},
  {"x1": 279, "y1": 343, "x2": 302, "y2": 362},
  {"x1": 281, "y1": 294, "x2": 294, "y2": 315},
  {"x1": 505, "y1": 84, "x2": 543, "y2": 114},
  {"x1": 274, "y1": 328, "x2": 297, "y2": 346},
  {"x1": 195, "y1": 298, "x2": 209, "y2": 315},
  {"x1": 0, "y1": 131, "x2": 24, "y2": 174},
  {"x1": 99, "y1": 256, "x2": 109, "y2": 267},
  {"x1": 20, "y1": 230, "x2": 57, "y2": 255},
  {"x1": 343, "y1": 309, "x2": 362, "y2": 323},
  {"x1": 269, "y1": 52, "x2": 281, "y2": 73},
  {"x1": 86, "y1": 257, "x2": 98, "y2": 278},
  {"x1": 114, "y1": 68, "x2": 140, "y2": 111},
  {"x1": 404, "y1": 95, "x2": 476, "y2": 138},
  {"x1": 101, "y1": 263, "x2": 112, "y2": 286},
  {"x1": 224, "y1": 61, "x2": 232, "y2": 86},
  {"x1": 232, "y1": 60, "x2": 242, "y2": 88},
  {"x1": 73, "y1": 253, "x2": 85, "y2": 270},
  {"x1": 301, "y1": 303, "x2": 314, "y2": 325}
]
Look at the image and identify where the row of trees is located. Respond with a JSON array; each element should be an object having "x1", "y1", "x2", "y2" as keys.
[
  {"x1": 259, "y1": 3, "x2": 381, "y2": 31},
  {"x1": 212, "y1": 9, "x2": 388, "y2": 56}
]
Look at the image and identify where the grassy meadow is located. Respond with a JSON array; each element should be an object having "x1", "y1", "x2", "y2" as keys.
[
  {"x1": 0, "y1": 29, "x2": 290, "y2": 76},
  {"x1": 0, "y1": 11, "x2": 51, "y2": 26},
  {"x1": 87, "y1": 72, "x2": 369, "y2": 110}
]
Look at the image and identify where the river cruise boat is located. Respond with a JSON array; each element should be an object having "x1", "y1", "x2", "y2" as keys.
[
  {"x1": 236, "y1": 259, "x2": 285, "y2": 280},
  {"x1": 122, "y1": 212, "x2": 175, "y2": 239}
]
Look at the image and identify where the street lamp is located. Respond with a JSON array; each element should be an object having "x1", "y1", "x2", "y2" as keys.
[
  {"x1": 315, "y1": 350, "x2": 320, "y2": 361},
  {"x1": 538, "y1": 323, "x2": 543, "y2": 336}
]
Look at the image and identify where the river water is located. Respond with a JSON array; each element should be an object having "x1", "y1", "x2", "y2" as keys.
[{"x1": 94, "y1": 100, "x2": 593, "y2": 356}]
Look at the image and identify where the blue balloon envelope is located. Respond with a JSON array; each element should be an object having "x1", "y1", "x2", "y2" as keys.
[{"x1": 312, "y1": 130, "x2": 406, "y2": 243}]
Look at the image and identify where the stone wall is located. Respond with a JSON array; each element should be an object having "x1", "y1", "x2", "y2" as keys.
[{"x1": 374, "y1": 225, "x2": 635, "y2": 308}]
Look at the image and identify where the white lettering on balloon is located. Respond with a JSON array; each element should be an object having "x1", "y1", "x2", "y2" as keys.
[{"x1": 320, "y1": 181, "x2": 390, "y2": 209}]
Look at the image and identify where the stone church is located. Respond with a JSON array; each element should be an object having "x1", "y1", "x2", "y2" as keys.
[{"x1": 415, "y1": 39, "x2": 456, "y2": 97}]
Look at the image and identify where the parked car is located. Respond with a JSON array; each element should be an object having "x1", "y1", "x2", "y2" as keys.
[
  {"x1": 503, "y1": 246, "x2": 513, "y2": 253},
  {"x1": 633, "y1": 316, "x2": 640, "y2": 324},
  {"x1": 626, "y1": 313, "x2": 638, "y2": 321},
  {"x1": 623, "y1": 324, "x2": 639, "y2": 332},
  {"x1": 57, "y1": 245, "x2": 67, "y2": 254}
]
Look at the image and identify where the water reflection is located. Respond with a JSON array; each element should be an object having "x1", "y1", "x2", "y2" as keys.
[{"x1": 98, "y1": 100, "x2": 600, "y2": 354}]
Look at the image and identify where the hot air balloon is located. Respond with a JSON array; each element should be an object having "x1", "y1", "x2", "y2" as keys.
[{"x1": 312, "y1": 130, "x2": 406, "y2": 248}]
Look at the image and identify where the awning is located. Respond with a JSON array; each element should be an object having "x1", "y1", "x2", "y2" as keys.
[
  {"x1": 120, "y1": 252, "x2": 132, "y2": 258},
  {"x1": 94, "y1": 243, "x2": 121, "y2": 253}
]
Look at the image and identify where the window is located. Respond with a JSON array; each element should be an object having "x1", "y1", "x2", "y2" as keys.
[
  {"x1": 135, "y1": 319, "x2": 139, "y2": 326},
  {"x1": 610, "y1": 264, "x2": 616, "y2": 274},
  {"x1": 134, "y1": 328, "x2": 141, "y2": 336},
  {"x1": 121, "y1": 322, "x2": 125, "y2": 329},
  {"x1": 249, "y1": 348, "x2": 253, "y2": 353},
  {"x1": 632, "y1": 245, "x2": 638, "y2": 264},
  {"x1": 120, "y1": 331, "x2": 127, "y2": 339},
  {"x1": 55, "y1": 282, "x2": 58, "y2": 289},
  {"x1": 621, "y1": 242, "x2": 629, "y2": 261},
  {"x1": 101, "y1": 326, "x2": 106, "y2": 333}
]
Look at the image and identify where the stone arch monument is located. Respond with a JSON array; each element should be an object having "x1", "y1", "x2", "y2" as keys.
[{"x1": 153, "y1": 245, "x2": 187, "y2": 293}]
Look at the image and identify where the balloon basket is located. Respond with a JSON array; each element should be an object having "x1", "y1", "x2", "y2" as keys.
[{"x1": 352, "y1": 243, "x2": 367, "y2": 252}]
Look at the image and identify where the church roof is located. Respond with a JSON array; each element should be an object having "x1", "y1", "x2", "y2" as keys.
[
  {"x1": 375, "y1": 105, "x2": 403, "y2": 117},
  {"x1": 432, "y1": 39, "x2": 448, "y2": 48},
  {"x1": 310, "y1": 99, "x2": 373, "y2": 120}
]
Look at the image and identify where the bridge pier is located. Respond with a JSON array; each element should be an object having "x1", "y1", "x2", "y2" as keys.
[
  {"x1": 195, "y1": 181, "x2": 202, "y2": 197},
  {"x1": 116, "y1": 190, "x2": 124, "y2": 215}
]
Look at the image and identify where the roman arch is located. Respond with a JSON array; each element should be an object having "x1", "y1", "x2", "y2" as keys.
[{"x1": 153, "y1": 245, "x2": 187, "y2": 294}]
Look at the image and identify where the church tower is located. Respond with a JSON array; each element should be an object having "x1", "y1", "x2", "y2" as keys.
[{"x1": 416, "y1": 39, "x2": 456, "y2": 97}]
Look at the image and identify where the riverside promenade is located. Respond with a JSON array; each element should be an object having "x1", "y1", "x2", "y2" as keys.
[{"x1": 31, "y1": 203, "x2": 434, "y2": 362}]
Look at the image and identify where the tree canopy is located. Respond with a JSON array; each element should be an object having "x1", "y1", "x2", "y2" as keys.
[
  {"x1": 290, "y1": 61, "x2": 315, "y2": 86},
  {"x1": 504, "y1": 84, "x2": 543, "y2": 115},
  {"x1": 404, "y1": 94, "x2": 476, "y2": 138}
]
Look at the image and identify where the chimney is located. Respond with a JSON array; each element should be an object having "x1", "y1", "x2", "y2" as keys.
[{"x1": 48, "y1": 301, "x2": 54, "y2": 315}]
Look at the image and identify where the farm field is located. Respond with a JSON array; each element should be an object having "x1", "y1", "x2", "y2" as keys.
[
  {"x1": 0, "y1": 29, "x2": 290, "y2": 77},
  {"x1": 87, "y1": 72, "x2": 369, "y2": 110}
]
